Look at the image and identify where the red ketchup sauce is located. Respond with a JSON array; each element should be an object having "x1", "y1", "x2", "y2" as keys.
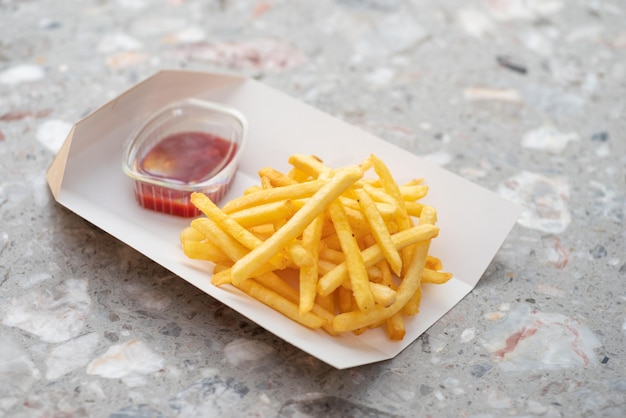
[{"x1": 135, "y1": 132, "x2": 237, "y2": 217}]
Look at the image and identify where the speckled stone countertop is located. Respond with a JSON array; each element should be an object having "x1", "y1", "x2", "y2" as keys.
[{"x1": 1, "y1": 0, "x2": 625, "y2": 417}]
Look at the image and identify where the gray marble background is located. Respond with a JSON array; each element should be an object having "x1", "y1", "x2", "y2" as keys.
[{"x1": 1, "y1": 0, "x2": 625, "y2": 417}]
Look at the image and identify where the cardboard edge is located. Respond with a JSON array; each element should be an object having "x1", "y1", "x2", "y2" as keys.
[
  {"x1": 104, "y1": 69, "x2": 246, "y2": 113},
  {"x1": 81, "y1": 69, "x2": 246, "y2": 123},
  {"x1": 45, "y1": 125, "x2": 75, "y2": 200}
]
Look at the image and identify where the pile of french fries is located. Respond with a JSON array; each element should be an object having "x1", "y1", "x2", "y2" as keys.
[{"x1": 180, "y1": 154, "x2": 452, "y2": 340}]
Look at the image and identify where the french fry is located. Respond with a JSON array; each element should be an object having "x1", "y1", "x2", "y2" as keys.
[
  {"x1": 287, "y1": 166, "x2": 311, "y2": 183},
  {"x1": 368, "y1": 282, "x2": 396, "y2": 307},
  {"x1": 402, "y1": 285, "x2": 422, "y2": 316},
  {"x1": 354, "y1": 187, "x2": 402, "y2": 276},
  {"x1": 386, "y1": 312, "x2": 406, "y2": 341},
  {"x1": 399, "y1": 184, "x2": 429, "y2": 201},
  {"x1": 366, "y1": 265, "x2": 382, "y2": 281},
  {"x1": 261, "y1": 175, "x2": 273, "y2": 189},
  {"x1": 287, "y1": 240, "x2": 314, "y2": 268},
  {"x1": 180, "y1": 226, "x2": 206, "y2": 242},
  {"x1": 319, "y1": 247, "x2": 345, "y2": 265},
  {"x1": 337, "y1": 286, "x2": 354, "y2": 313},
  {"x1": 339, "y1": 196, "x2": 395, "y2": 220},
  {"x1": 405, "y1": 201, "x2": 424, "y2": 217},
  {"x1": 254, "y1": 271, "x2": 336, "y2": 332},
  {"x1": 211, "y1": 267, "x2": 233, "y2": 286},
  {"x1": 362, "y1": 184, "x2": 397, "y2": 207},
  {"x1": 328, "y1": 199, "x2": 375, "y2": 312},
  {"x1": 249, "y1": 224, "x2": 275, "y2": 240},
  {"x1": 299, "y1": 213, "x2": 324, "y2": 314},
  {"x1": 369, "y1": 154, "x2": 414, "y2": 271},
  {"x1": 426, "y1": 255, "x2": 443, "y2": 271},
  {"x1": 213, "y1": 263, "x2": 233, "y2": 273},
  {"x1": 422, "y1": 269, "x2": 453, "y2": 284},
  {"x1": 243, "y1": 185, "x2": 263, "y2": 194},
  {"x1": 317, "y1": 258, "x2": 338, "y2": 276},
  {"x1": 287, "y1": 154, "x2": 329, "y2": 178},
  {"x1": 222, "y1": 178, "x2": 329, "y2": 213},
  {"x1": 237, "y1": 278, "x2": 327, "y2": 330},
  {"x1": 377, "y1": 258, "x2": 394, "y2": 288},
  {"x1": 181, "y1": 240, "x2": 230, "y2": 263},
  {"x1": 316, "y1": 293, "x2": 335, "y2": 319},
  {"x1": 258, "y1": 167, "x2": 298, "y2": 187}
]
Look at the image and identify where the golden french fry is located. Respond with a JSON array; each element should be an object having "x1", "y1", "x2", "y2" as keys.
[
  {"x1": 366, "y1": 265, "x2": 382, "y2": 281},
  {"x1": 287, "y1": 166, "x2": 311, "y2": 182},
  {"x1": 339, "y1": 196, "x2": 395, "y2": 220},
  {"x1": 386, "y1": 312, "x2": 406, "y2": 341},
  {"x1": 222, "y1": 178, "x2": 329, "y2": 213},
  {"x1": 368, "y1": 282, "x2": 397, "y2": 307},
  {"x1": 299, "y1": 213, "x2": 324, "y2": 314},
  {"x1": 338, "y1": 278, "x2": 397, "y2": 307},
  {"x1": 319, "y1": 247, "x2": 344, "y2": 265},
  {"x1": 243, "y1": 185, "x2": 263, "y2": 194},
  {"x1": 316, "y1": 292, "x2": 335, "y2": 318},
  {"x1": 287, "y1": 240, "x2": 314, "y2": 268},
  {"x1": 354, "y1": 187, "x2": 402, "y2": 276},
  {"x1": 426, "y1": 255, "x2": 443, "y2": 271},
  {"x1": 317, "y1": 258, "x2": 338, "y2": 276},
  {"x1": 405, "y1": 201, "x2": 424, "y2": 217},
  {"x1": 213, "y1": 263, "x2": 232, "y2": 273},
  {"x1": 258, "y1": 167, "x2": 298, "y2": 187},
  {"x1": 190, "y1": 218, "x2": 249, "y2": 262},
  {"x1": 342, "y1": 204, "x2": 367, "y2": 225},
  {"x1": 249, "y1": 224, "x2": 275, "y2": 240},
  {"x1": 377, "y1": 258, "x2": 394, "y2": 288},
  {"x1": 261, "y1": 175, "x2": 273, "y2": 189},
  {"x1": 328, "y1": 199, "x2": 375, "y2": 312},
  {"x1": 399, "y1": 184, "x2": 429, "y2": 201},
  {"x1": 180, "y1": 226, "x2": 206, "y2": 242},
  {"x1": 321, "y1": 224, "x2": 374, "y2": 252},
  {"x1": 230, "y1": 165, "x2": 364, "y2": 285},
  {"x1": 422, "y1": 269, "x2": 453, "y2": 284},
  {"x1": 402, "y1": 285, "x2": 422, "y2": 316},
  {"x1": 337, "y1": 286, "x2": 354, "y2": 313},
  {"x1": 371, "y1": 202, "x2": 397, "y2": 220},
  {"x1": 182, "y1": 240, "x2": 231, "y2": 263},
  {"x1": 211, "y1": 267, "x2": 232, "y2": 285},
  {"x1": 287, "y1": 154, "x2": 329, "y2": 178},
  {"x1": 236, "y1": 278, "x2": 326, "y2": 330},
  {"x1": 369, "y1": 154, "x2": 415, "y2": 271},
  {"x1": 254, "y1": 271, "x2": 336, "y2": 329},
  {"x1": 362, "y1": 184, "x2": 397, "y2": 206}
]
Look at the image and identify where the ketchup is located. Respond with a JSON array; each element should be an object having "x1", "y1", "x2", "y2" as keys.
[{"x1": 134, "y1": 132, "x2": 237, "y2": 217}]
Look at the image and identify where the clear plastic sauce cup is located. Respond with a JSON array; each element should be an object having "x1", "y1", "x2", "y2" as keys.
[{"x1": 122, "y1": 98, "x2": 248, "y2": 217}]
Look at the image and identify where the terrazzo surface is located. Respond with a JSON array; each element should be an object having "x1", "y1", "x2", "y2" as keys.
[{"x1": 1, "y1": 0, "x2": 625, "y2": 417}]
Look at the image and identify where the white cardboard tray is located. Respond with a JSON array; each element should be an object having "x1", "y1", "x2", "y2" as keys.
[{"x1": 46, "y1": 70, "x2": 520, "y2": 369}]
